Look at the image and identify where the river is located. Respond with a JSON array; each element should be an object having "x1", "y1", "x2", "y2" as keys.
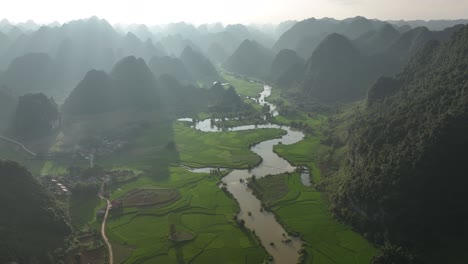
[{"x1": 179, "y1": 85, "x2": 306, "y2": 263}]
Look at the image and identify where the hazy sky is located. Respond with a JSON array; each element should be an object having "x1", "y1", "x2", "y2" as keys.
[{"x1": 1, "y1": 0, "x2": 467, "y2": 25}]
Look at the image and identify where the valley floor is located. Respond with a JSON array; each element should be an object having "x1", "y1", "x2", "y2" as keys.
[{"x1": 0, "y1": 74, "x2": 376, "y2": 263}]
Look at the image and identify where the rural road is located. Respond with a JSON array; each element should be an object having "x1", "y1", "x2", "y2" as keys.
[
  {"x1": 0, "y1": 135, "x2": 37, "y2": 156},
  {"x1": 98, "y1": 189, "x2": 114, "y2": 264}
]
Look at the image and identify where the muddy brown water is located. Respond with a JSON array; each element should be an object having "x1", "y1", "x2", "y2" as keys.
[{"x1": 179, "y1": 85, "x2": 309, "y2": 263}]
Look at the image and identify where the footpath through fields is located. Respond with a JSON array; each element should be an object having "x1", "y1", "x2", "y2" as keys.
[
  {"x1": 0, "y1": 135, "x2": 37, "y2": 156},
  {"x1": 98, "y1": 183, "x2": 114, "y2": 264}
]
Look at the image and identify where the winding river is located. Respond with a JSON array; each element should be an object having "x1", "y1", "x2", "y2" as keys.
[{"x1": 180, "y1": 85, "x2": 306, "y2": 263}]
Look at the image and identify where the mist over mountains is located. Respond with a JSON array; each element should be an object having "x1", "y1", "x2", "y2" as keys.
[
  {"x1": 0, "y1": 16, "x2": 465, "y2": 100},
  {"x1": 0, "y1": 15, "x2": 465, "y2": 137},
  {"x1": 1, "y1": 14, "x2": 468, "y2": 263}
]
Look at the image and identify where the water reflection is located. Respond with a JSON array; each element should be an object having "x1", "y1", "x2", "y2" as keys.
[{"x1": 178, "y1": 85, "x2": 309, "y2": 263}]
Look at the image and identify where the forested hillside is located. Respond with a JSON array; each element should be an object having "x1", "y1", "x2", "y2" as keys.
[
  {"x1": 0, "y1": 86, "x2": 16, "y2": 131},
  {"x1": 223, "y1": 39, "x2": 275, "y2": 79},
  {"x1": 11, "y1": 93, "x2": 59, "y2": 140},
  {"x1": 0, "y1": 160, "x2": 71, "y2": 263},
  {"x1": 329, "y1": 25, "x2": 468, "y2": 262}
]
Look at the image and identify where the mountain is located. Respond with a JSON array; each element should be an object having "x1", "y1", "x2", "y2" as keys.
[
  {"x1": 0, "y1": 53, "x2": 58, "y2": 95},
  {"x1": 269, "y1": 49, "x2": 304, "y2": 83},
  {"x1": 354, "y1": 23, "x2": 401, "y2": 54},
  {"x1": 273, "y1": 18, "x2": 337, "y2": 56},
  {"x1": 206, "y1": 42, "x2": 228, "y2": 64},
  {"x1": 277, "y1": 24, "x2": 463, "y2": 105},
  {"x1": 207, "y1": 82, "x2": 245, "y2": 113},
  {"x1": 387, "y1": 25, "x2": 464, "y2": 62},
  {"x1": 110, "y1": 56, "x2": 160, "y2": 110},
  {"x1": 0, "y1": 31, "x2": 10, "y2": 55},
  {"x1": 274, "y1": 17, "x2": 383, "y2": 59},
  {"x1": 148, "y1": 56, "x2": 194, "y2": 84},
  {"x1": 64, "y1": 56, "x2": 209, "y2": 117},
  {"x1": 225, "y1": 24, "x2": 251, "y2": 40},
  {"x1": 16, "y1": 20, "x2": 39, "y2": 31},
  {"x1": 389, "y1": 19, "x2": 468, "y2": 31},
  {"x1": 115, "y1": 32, "x2": 166, "y2": 61},
  {"x1": 273, "y1": 17, "x2": 461, "y2": 60},
  {"x1": 130, "y1": 24, "x2": 154, "y2": 41},
  {"x1": 157, "y1": 74, "x2": 208, "y2": 115},
  {"x1": 0, "y1": 17, "x2": 169, "y2": 99},
  {"x1": 223, "y1": 39, "x2": 275, "y2": 79},
  {"x1": 62, "y1": 70, "x2": 115, "y2": 115},
  {"x1": 275, "y1": 20, "x2": 297, "y2": 38},
  {"x1": 160, "y1": 35, "x2": 202, "y2": 57},
  {"x1": 180, "y1": 46, "x2": 220, "y2": 85},
  {"x1": 0, "y1": 18, "x2": 11, "y2": 31},
  {"x1": 340, "y1": 16, "x2": 377, "y2": 39},
  {"x1": 0, "y1": 160, "x2": 71, "y2": 263},
  {"x1": 275, "y1": 63, "x2": 307, "y2": 91},
  {"x1": 165, "y1": 22, "x2": 199, "y2": 38},
  {"x1": 300, "y1": 33, "x2": 371, "y2": 102},
  {"x1": 0, "y1": 86, "x2": 17, "y2": 132},
  {"x1": 331, "y1": 26, "x2": 468, "y2": 262},
  {"x1": 11, "y1": 93, "x2": 59, "y2": 140},
  {"x1": 63, "y1": 56, "x2": 159, "y2": 116}
]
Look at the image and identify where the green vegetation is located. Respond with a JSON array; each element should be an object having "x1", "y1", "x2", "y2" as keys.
[
  {"x1": 207, "y1": 82, "x2": 247, "y2": 113},
  {"x1": 148, "y1": 56, "x2": 194, "y2": 84},
  {"x1": 3, "y1": 16, "x2": 468, "y2": 264},
  {"x1": 269, "y1": 49, "x2": 304, "y2": 83},
  {"x1": 69, "y1": 193, "x2": 103, "y2": 229},
  {"x1": 11, "y1": 93, "x2": 59, "y2": 140},
  {"x1": 272, "y1": 113, "x2": 327, "y2": 183},
  {"x1": 106, "y1": 169, "x2": 267, "y2": 263},
  {"x1": 223, "y1": 39, "x2": 275, "y2": 79},
  {"x1": 99, "y1": 120, "x2": 285, "y2": 173},
  {"x1": 119, "y1": 188, "x2": 179, "y2": 207},
  {"x1": 180, "y1": 46, "x2": 220, "y2": 85},
  {"x1": 274, "y1": 136, "x2": 324, "y2": 183},
  {"x1": 0, "y1": 141, "x2": 45, "y2": 174},
  {"x1": 329, "y1": 26, "x2": 468, "y2": 262},
  {"x1": 0, "y1": 160, "x2": 71, "y2": 263},
  {"x1": 66, "y1": 115, "x2": 287, "y2": 262},
  {"x1": 175, "y1": 122, "x2": 285, "y2": 169},
  {"x1": 220, "y1": 72, "x2": 263, "y2": 97},
  {"x1": 249, "y1": 173, "x2": 376, "y2": 263},
  {"x1": 0, "y1": 87, "x2": 17, "y2": 132}
]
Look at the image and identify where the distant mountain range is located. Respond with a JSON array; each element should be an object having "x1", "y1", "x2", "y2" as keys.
[
  {"x1": 63, "y1": 55, "x2": 221, "y2": 119},
  {"x1": 273, "y1": 23, "x2": 465, "y2": 105},
  {"x1": 0, "y1": 16, "x2": 465, "y2": 105}
]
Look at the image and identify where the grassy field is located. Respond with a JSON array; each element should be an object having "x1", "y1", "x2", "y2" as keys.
[
  {"x1": 250, "y1": 173, "x2": 376, "y2": 263},
  {"x1": 0, "y1": 135, "x2": 80, "y2": 177},
  {"x1": 267, "y1": 112, "x2": 376, "y2": 262},
  {"x1": 68, "y1": 119, "x2": 288, "y2": 263},
  {"x1": 220, "y1": 72, "x2": 264, "y2": 97},
  {"x1": 105, "y1": 168, "x2": 267, "y2": 263},
  {"x1": 174, "y1": 122, "x2": 285, "y2": 169},
  {"x1": 99, "y1": 121, "x2": 285, "y2": 174},
  {"x1": 0, "y1": 141, "x2": 45, "y2": 175},
  {"x1": 120, "y1": 188, "x2": 179, "y2": 207},
  {"x1": 273, "y1": 114, "x2": 327, "y2": 183},
  {"x1": 274, "y1": 136, "x2": 324, "y2": 183}
]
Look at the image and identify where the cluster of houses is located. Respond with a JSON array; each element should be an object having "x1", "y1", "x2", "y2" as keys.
[
  {"x1": 73, "y1": 138, "x2": 128, "y2": 159},
  {"x1": 49, "y1": 178, "x2": 71, "y2": 196}
]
